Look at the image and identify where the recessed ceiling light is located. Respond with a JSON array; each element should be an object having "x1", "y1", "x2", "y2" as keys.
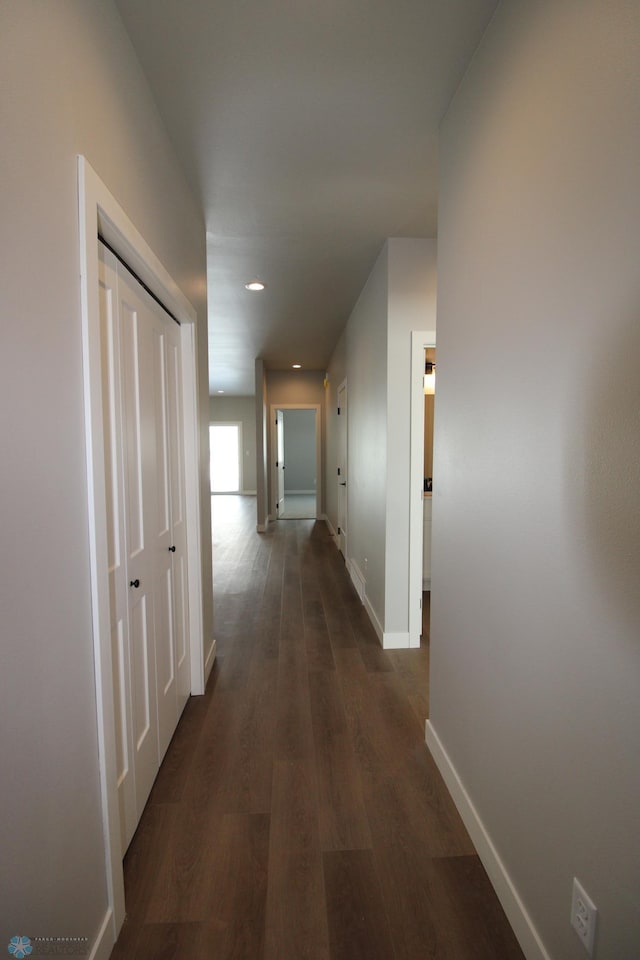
[
  {"x1": 217, "y1": 389, "x2": 224, "y2": 394},
  {"x1": 245, "y1": 280, "x2": 265, "y2": 292},
  {"x1": 292, "y1": 363, "x2": 301, "y2": 369}
]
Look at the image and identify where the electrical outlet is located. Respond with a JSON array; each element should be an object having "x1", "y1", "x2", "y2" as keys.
[{"x1": 571, "y1": 878, "x2": 597, "y2": 955}]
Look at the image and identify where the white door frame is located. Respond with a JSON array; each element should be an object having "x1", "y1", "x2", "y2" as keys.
[
  {"x1": 336, "y1": 378, "x2": 348, "y2": 557},
  {"x1": 78, "y1": 156, "x2": 205, "y2": 942},
  {"x1": 269, "y1": 404, "x2": 321, "y2": 521},
  {"x1": 409, "y1": 330, "x2": 436, "y2": 647}
]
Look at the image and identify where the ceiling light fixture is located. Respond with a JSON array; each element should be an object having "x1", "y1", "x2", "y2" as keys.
[
  {"x1": 245, "y1": 280, "x2": 265, "y2": 292},
  {"x1": 292, "y1": 363, "x2": 301, "y2": 369}
]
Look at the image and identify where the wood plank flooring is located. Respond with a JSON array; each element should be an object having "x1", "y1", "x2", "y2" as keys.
[{"x1": 110, "y1": 495, "x2": 524, "y2": 960}]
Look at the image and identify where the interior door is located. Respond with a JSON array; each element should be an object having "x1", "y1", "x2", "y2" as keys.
[
  {"x1": 275, "y1": 409, "x2": 285, "y2": 516},
  {"x1": 98, "y1": 248, "x2": 136, "y2": 853},
  {"x1": 165, "y1": 323, "x2": 190, "y2": 714},
  {"x1": 99, "y1": 242, "x2": 189, "y2": 853},
  {"x1": 118, "y1": 265, "x2": 160, "y2": 847},
  {"x1": 337, "y1": 381, "x2": 348, "y2": 556},
  {"x1": 150, "y1": 313, "x2": 178, "y2": 759}
]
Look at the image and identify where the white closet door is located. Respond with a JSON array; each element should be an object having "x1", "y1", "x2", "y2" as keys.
[
  {"x1": 150, "y1": 312, "x2": 178, "y2": 758},
  {"x1": 118, "y1": 270, "x2": 161, "y2": 832},
  {"x1": 165, "y1": 324, "x2": 190, "y2": 713},
  {"x1": 98, "y1": 243, "x2": 190, "y2": 853},
  {"x1": 98, "y1": 248, "x2": 136, "y2": 853}
]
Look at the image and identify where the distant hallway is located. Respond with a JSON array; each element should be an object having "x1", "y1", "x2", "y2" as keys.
[{"x1": 110, "y1": 495, "x2": 524, "y2": 959}]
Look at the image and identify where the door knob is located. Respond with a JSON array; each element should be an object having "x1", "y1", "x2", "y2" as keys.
[
  {"x1": 340, "y1": 482, "x2": 347, "y2": 486},
  {"x1": 129, "y1": 579, "x2": 140, "y2": 588},
  {"x1": 168, "y1": 545, "x2": 176, "y2": 553}
]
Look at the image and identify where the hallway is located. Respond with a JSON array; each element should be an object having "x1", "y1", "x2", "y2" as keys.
[{"x1": 110, "y1": 496, "x2": 523, "y2": 959}]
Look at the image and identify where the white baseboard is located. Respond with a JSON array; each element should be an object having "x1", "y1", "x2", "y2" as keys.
[
  {"x1": 204, "y1": 636, "x2": 217, "y2": 685},
  {"x1": 382, "y1": 631, "x2": 411, "y2": 649},
  {"x1": 347, "y1": 558, "x2": 366, "y2": 601},
  {"x1": 88, "y1": 908, "x2": 115, "y2": 960},
  {"x1": 285, "y1": 488, "x2": 316, "y2": 495},
  {"x1": 363, "y1": 593, "x2": 384, "y2": 645},
  {"x1": 425, "y1": 721, "x2": 552, "y2": 960},
  {"x1": 323, "y1": 516, "x2": 339, "y2": 548},
  {"x1": 257, "y1": 522, "x2": 268, "y2": 533}
]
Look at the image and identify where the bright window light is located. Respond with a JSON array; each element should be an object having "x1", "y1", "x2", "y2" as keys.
[{"x1": 209, "y1": 424, "x2": 241, "y2": 492}]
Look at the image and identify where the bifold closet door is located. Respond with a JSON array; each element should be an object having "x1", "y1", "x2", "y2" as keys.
[
  {"x1": 149, "y1": 303, "x2": 190, "y2": 758},
  {"x1": 98, "y1": 243, "x2": 189, "y2": 853},
  {"x1": 165, "y1": 326, "x2": 190, "y2": 717}
]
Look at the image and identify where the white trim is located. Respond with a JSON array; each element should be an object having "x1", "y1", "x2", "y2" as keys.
[
  {"x1": 204, "y1": 636, "x2": 217, "y2": 684},
  {"x1": 87, "y1": 908, "x2": 114, "y2": 960},
  {"x1": 181, "y1": 320, "x2": 206, "y2": 696},
  {"x1": 348, "y1": 558, "x2": 366, "y2": 601},
  {"x1": 364, "y1": 593, "x2": 384, "y2": 645},
  {"x1": 336, "y1": 377, "x2": 348, "y2": 559},
  {"x1": 78, "y1": 155, "x2": 206, "y2": 939},
  {"x1": 425, "y1": 721, "x2": 552, "y2": 960},
  {"x1": 409, "y1": 330, "x2": 436, "y2": 647},
  {"x1": 383, "y1": 631, "x2": 411, "y2": 649},
  {"x1": 324, "y1": 514, "x2": 338, "y2": 543}
]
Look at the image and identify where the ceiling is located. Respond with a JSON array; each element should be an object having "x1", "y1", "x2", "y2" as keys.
[{"x1": 115, "y1": 0, "x2": 498, "y2": 396}]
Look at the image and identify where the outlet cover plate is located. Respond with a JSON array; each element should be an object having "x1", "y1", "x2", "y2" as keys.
[{"x1": 571, "y1": 877, "x2": 597, "y2": 955}]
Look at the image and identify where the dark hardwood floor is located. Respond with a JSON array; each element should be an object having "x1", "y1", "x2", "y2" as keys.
[{"x1": 110, "y1": 495, "x2": 524, "y2": 959}]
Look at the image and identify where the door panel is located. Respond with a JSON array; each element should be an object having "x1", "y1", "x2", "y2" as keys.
[
  {"x1": 151, "y1": 320, "x2": 177, "y2": 758},
  {"x1": 166, "y1": 330, "x2": 190, "y2": 710},
  {"x1": 276, "y1": 409, "x2": 285, "y2": 515},
  {"x1": 99, "y1": 252, "x2": 136, "y2": 851},
  {"x1": 119, "y1": 275, "x2": 160, "y2": 827},
  {"x1": 99, "y1": 241, "x2": 190, "y2": 854},
  {"x1": 337, "y1": 382, "x2": 348, "y2": 557}
]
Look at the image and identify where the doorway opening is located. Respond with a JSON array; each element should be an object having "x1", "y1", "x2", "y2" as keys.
[
  {"x1": 409, "y1": 330, "x2": 436, "y2": 648},
  {"x1": 209, "y1": 422, "x2": 242, "y2": 493},
  {"x1": 270, "y1": 404, "x2": 321, "y2": 520}
]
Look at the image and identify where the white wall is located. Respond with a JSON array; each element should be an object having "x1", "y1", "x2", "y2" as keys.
[
  {"x1": 430, "y1": 3, "x2": 640, "y2": 958},
  {"x1": 282, "y1": 409, "x2": 316, "y2": 492},
  {"x1": 385, "y1": 239, "x2": 437, "y2": 633},
  {"x1": 326, "y1": 240, "x2": 437, "y2": 642},
  {"x1": 0, "y1": 1, "x2": 210, "y2": 948},
  {"x1": 209, "y1": 395, "x2": 257, "y2": 493},
  {"x1": 343, "y1": 245, "x2": 389, "y2": 624}
]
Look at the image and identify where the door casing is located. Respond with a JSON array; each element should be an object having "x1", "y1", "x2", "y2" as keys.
[
  {"x1": 409, "y1": 330, "x2": 436, "y2": 648},
  {"x1": 78, "y1": 156, "x2": 206, "y2": 945},
  {"x1": 269, "y1": 403, "x2": 321, "y2": 522},
  {"x1": 336, "y1": 379, "x2": 348, "y2": 557}
]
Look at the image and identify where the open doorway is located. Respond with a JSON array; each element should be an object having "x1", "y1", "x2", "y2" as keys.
[
  {"x1": 271, "y1": 405, "x2": 321, "y2": 520},
  {"x1": 409, "y1": 330, "x2": 436, "y2": 647}
]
